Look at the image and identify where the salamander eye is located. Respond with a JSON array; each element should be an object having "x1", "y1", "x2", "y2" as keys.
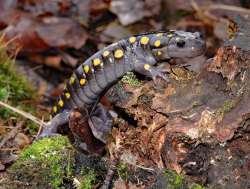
[{"x1": 176, "y1": 40, "x2": 186, "y2": 48}]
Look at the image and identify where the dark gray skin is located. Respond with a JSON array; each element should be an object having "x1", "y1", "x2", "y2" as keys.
[{"x1": 37, "y1": 30, "x2": 206, "y2": 143}]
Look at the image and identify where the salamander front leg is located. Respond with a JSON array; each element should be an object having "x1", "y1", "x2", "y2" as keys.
[
  {"x1": 88, "y1": 103, "x2": 113, "y2": 144},
  {"x1": 135, "y1": 63, "x2": 170, "y2": 83},
  {"x1": 36, "y1": 110, "x2": 70, "y2": 139}
]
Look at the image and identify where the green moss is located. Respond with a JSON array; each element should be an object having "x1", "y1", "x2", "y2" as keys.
[
  {"x1": 9, "y1": 136, "x2": 74, "y2": 189},
  {"x1": 152, "y1": 169, "x2": 206, "y2": 189},
  {"x1": 117, "y1": 162, "x2": 129, "y2": 180},
  {"x1": 0, "y1": 46, "x2": 34, "y2": 102},
  {"x1": 79, "y1": 169, "x2": 96, "y2": 189},
  {"x1": 189, "y1": 183, "x2": 205, "y2": 189},
  {"x1": 163, "y1": 169, "x2": 185, "y2": 188},
  {"x1": 121, "y1": 72, "x2": 142, "y2": 87},
  {"x1": 0, "y1": 38, "x2": 39, "y2": 134}
]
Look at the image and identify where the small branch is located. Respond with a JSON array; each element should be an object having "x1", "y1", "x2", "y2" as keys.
[
  {"x1": 0, "y1": 100, "x2": 46, "y2": 126},
  {"x1": 129, "y1": 163, "x2": 155, "y2": 172},
  {"x1": 0, "y1": 147, "x2": 19, "y2": 151},
  {"x1": 191, "y1": 0, "x2": 250, "y2": 14},
  {"x1": 208, "y1": 4, "x2": 250, "y2": 14},
  {"x1": 190, "y1": 0, "x2": 250, "y2": 23}
]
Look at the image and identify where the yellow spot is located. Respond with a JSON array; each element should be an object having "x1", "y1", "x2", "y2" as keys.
[
  {"x1": 167, "y1": 33, "x2": 173, "y2": 38},
  {"x1": 58, "y1": 99, "x2": 64, "y2": 107},
  {"x1": 65, "y1": 92, "x2": 70, "y2": 99},
  {"x1": 114, "y1": 49, "x2": 124, "y2": 59},
  {"x1": 144, "y1": 64, "x2": 151, "y2": 70},
  {"x1": 70, "y1": 76, "x2": 75, "y2": 85},
  {"x1": 53, "y1": 106, "x2": 57, "y2": 113},
  {"x1": 154, "y1": 40, "x2": 161, "y2": 47},
  {"x1": 80, "y1": 78, "x2": 86, "y2": 86},
  {"x1": 176, "y1": 37, "x2": 181, "y2": 42},
  {"x1": 63, "y1": 82, "x2": 67, "y2": 89},
  {"x1": 93, "y1": 58, "x2": 101, "y2": 66},
  {"x1": 157, "y1": 51, "x2": 162, "y2": 56},
  {"x1": 156, "y1": 33, "x2": 163, "y2": 37},
  {"x1": 140, "y1": 36, "x2": 149, "y2": 45},
  {"x1": 83, "y1": 65, "x2": 90, "y2": 73},
  {"x1": 102, "y1": 50, "x2": 110, "y2": 57},
  {"x1": 129, "y1": 36, "x2": 136, "y2": 44}
]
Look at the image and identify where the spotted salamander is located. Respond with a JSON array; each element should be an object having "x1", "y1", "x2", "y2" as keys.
[{"x1": 38, "y1": 30, "x2": 206, "y2": 143}]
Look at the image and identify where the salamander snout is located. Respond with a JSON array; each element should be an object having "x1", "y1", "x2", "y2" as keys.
[{"x1": 167, "y1": 31, "x2": 206, "y2": 58}]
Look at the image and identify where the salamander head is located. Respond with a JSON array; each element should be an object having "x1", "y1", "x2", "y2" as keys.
[{"x1": 153, "y1": 30, "x2": 206, "y2": 59}]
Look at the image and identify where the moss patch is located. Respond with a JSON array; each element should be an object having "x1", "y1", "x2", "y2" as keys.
[
  {"x1": 9, "y1": 136, "x2": 74, "y2": 189},
  {"x1": 163, "y1": 169, "x2": 185, "y2": 189},
  {"x1": 0, "y1": 38, "x2": 39, "y2": 134},
  {"x1": 151, "y1": 169, "x2": 205, "y2": 189},
  {"x1": 121, "y1": 72, "x2": 142, "y2": 87},
  {"x1": 117, "y1": 162, "x2": 129, "y2": 180},
  {"x1": 189, "y1": 183, "x2": 205, "y2": 189},
  {"x1": 79, "y1": 169, "x2": 96, "y2": 189}
]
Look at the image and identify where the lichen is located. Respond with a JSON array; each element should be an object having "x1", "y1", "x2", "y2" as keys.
[
  {"x1": 214, "y1": 99, "x2": 237, "y2": 116},
  {"x1": 9, "y1": 136, "x2": 74, "y2": 189},
  {"x1": 121, "y1": 72, "x2": 142, "y2": 87}
]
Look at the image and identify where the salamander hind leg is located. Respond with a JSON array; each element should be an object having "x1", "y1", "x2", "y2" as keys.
[
  {"x1": 88, "y1": 103, "x2": 113, "y2": 144},
  {"x1": 36, "y1": 110, "x2": 70, "y2": 140}
]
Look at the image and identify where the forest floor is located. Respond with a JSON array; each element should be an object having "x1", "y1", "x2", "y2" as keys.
[{"x1": 0, "y1": 1, "x2": 250, "y2": 189}]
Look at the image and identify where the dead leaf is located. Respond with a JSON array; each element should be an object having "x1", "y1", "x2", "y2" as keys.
[
  {"x1": 113, "y1": 178, "x2": 144, "y2": 189},
  {"x1": 37, "y1": 17, "x2": 88, "y2": 49},
  {"x1": 110, "y1": 0, "x2": 144, "y2": 26},
  {"x1": 13, "y1": 133, "x2": 31, "y2": 149},
  {"x1": 1, "y1": 12, "x2": 88, "y2": 52}
]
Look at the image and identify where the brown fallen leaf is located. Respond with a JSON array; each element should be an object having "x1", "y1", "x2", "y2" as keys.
[
  {"x1": 29, "y1": 54, "x2": 62, "y2": 68},
  {"x1": 0, "y1": 163, "x2": 4, "y2": 171},
  {"x1": 1, "y1": 11, "x2": 88, "y2": 52},
  {"x1": 0, "y1": 122, "x2": 23, "y2": 149},
  {"x1": 1, "y1": 11, "x2": 49, "y2": 52},
  {"x1": 18, "y1": 0, "x2": 73, "y2": 17},
  {"x1": 36, "y1": 17, "x2": 88, "y2": 49},
  {"x1": 113, "y1": 178, "x2": 144, "y2": 189},
  {"x1": 110, "y1": 0, "x2": 145, "y2": 26},
  {"x1": 13, "y1": 132, "x2": 31, "y2": 149}
]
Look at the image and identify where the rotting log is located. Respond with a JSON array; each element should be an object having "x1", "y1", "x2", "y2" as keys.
[
  {"x1": 68, "y1": 46, "x2": 250, "y2": 188},
  {"x1": 107, "y1": 46, "x2": 250, "y2": 187}
]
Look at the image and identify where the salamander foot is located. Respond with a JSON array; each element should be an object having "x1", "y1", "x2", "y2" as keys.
[
  {"x1": 36, "y1": 110, "x2": 70, "y2": 140},
  {"x1": 88, "y1": 103, "x2": 113, "y2": 144}
]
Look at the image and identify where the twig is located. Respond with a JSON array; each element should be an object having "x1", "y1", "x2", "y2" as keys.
[
  {"x1": 100, "y1": 158, "x2": 119, "y2": 189},
  {"x1": 0, "y1": 100, "x2": 46, "y2": 126},
  {"x1": 0, "y1": 147, "x2": 19, "y2": 151},
  {"x1": 191, "y1": 0, "x2": 250, "y2": 14},
  {"x1": 129, "y1": 163, "x2": 155, "y2": 172},
  {"x1": 208, "y1": 4, "x2": 250, "y2": 14},
  {"x1": 190, "y1": 0, "x2": 250, "y2": 23}
]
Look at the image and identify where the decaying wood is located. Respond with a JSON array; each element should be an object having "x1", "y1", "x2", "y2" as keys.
[
  {"x1": 68, "y1": 46, "x2": 250, "y2": 188},
  {"x1": 105, "y1": 46, "x2": 250, "y2": 187},
  {"x1": 67, "y1": 109, "x2": 106, "y2": 155}
]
